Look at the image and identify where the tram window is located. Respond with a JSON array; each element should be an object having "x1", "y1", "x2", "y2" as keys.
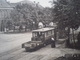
[
  {"x1": 51, "y1": 30, "x2": 52, "y2": 34},
  {"x1": 42, "y1": 32, "x2": 44, "y2": 36},
  {"x1": 48, "y1": 31, "x2": 49, "y2": 36},
  {"x1": 37, "y1": 32, "x2": 43, "y2": 37},
  {"x1": 37, "y1": 32, "x2": 39, "y2": 36},
  {"x1": 46, "y1": 31, "x2": 48, "y2": 36},
  {"x1": 48, "y1": 31, "x2": 50, "y2": 35},
  {"x1": 52, "y1": 30, "x2": 54, "y2": 34},
  {"x1": 32, "y1": 33, "x2": 35, "y2": 37},
  {"x1": 50, "y1": 30, "x2": 52, "y2": 35},
  {"x1": 45, "y1": 32, "x2": 47, "y2": 37},
  {"x1": 38, "y1": 32, "x2": 41, "y2": 36},
  {"x1": 32, "y1": 32, "x2": 37, "y2": 37},
  {"x1": 48, "y1": 31, "x2": 51, "y2": 36}
]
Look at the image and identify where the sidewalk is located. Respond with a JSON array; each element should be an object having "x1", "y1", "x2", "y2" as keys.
[
  {"x1": 56, "y1": 39, "x2": 80, "y2": 54},
  {"x1": 34, "y1": 44, "x2": 80, "y2": 60},
  {"x1": 51, "y1": 40, "x2": 80, "y2": 60},
  {"x1": 42, "y1": 45, "x2": 80, "y2": 60}
]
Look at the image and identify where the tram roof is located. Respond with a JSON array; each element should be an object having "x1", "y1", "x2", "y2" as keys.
[{"x1": 32, "y1": 27, "x2": 54, "y2": 32}]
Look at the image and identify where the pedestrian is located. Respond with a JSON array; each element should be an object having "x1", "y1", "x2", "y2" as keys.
[{"x1": 51, "y1": 37, "x2": 55, "y2": 48}]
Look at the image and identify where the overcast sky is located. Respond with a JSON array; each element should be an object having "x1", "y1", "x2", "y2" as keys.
[{"x1": 7, "y1": 0, "x2": 52, "y2": 7}]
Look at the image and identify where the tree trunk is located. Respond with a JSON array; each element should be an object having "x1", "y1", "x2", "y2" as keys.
[
  {"x1": 72, "y1": 28, "x2": 76, "y2": 48},
  {"x1": 13, "y1": 26, "x2": 15, "y2": 32},
  {"x1": 66, "y1": 27, "x2": 70, "y2": 47}
]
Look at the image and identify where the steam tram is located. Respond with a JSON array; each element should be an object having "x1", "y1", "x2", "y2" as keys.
[{"x1": 22, "y1": 27, "x2": 55, "y2": 51}]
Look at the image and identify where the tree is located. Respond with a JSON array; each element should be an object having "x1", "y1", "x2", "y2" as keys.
[
  {"x1": 52, "y1": 0, "x2": 80, "y2": 47},
  {"x1": 11, "y1": 3, "x2": 44, "y2": 30},
  {"x1": 11, "y1": 4, "x2": 36, "y2": 31},
  {"x1": 42, "y1": 7, "x2": 53, "y2": 25},
  {"x1": 53, "y1": 0, "x2": 80, "y2": 29}
]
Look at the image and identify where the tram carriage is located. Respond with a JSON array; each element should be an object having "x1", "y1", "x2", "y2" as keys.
[{"x1": 22, "y1": 27, "x2": 55, "y2": 51}]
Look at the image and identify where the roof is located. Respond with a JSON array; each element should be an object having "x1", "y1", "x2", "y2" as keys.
[
  {"x1": 32, "y1": 27, "x2": 54, "y2": 32},
  {"x1": 0, "y1": 0, "x2": 12, "y2": 8}
]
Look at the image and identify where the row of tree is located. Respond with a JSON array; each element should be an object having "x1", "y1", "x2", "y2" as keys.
[
  {"x1": 52, "y1": 0, "x2": 80, "y2": 48},
  {"x1": 52, "y1": 0, "x2": 80, "y2": 29},
  {"x1": 8, "y1": 3, "x2": 53, "y2": 32}
]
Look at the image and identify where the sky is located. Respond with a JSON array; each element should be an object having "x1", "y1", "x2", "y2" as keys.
[{"x1": 7, "y1": 0, "x2": 52, "y2": 7}]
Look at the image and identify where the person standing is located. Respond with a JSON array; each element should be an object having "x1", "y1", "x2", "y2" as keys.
[{"x1": 51, "y1": 37, "x2": 55, "y2": 48}]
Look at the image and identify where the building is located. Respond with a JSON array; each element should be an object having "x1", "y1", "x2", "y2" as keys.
[{"x1": 0, "y1": 0, "x2": 13, "y2": 31}]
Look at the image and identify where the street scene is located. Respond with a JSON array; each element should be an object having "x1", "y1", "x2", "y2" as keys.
[
  {"x1": 0, "y1": 32, "x2": 80, "y2": 60},
  {"x1": 0, "y1": 0, "x2": 80, "y2": 60}
]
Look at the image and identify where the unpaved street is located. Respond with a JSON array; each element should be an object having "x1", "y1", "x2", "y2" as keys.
[
  {"x1": 0, "y1": 32, "x2": 80, "y2": 60},
  {"x1": 0, "y1": 44, "x2": 63, "y2": 60},
  {"x1": 0, "y1": 32, "x2": 32, "y2": 53}
]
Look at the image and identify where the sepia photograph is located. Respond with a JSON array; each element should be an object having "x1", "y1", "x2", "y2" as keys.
[{"x1": 0, "y1": 0, "x2": 80, "y2": 60}]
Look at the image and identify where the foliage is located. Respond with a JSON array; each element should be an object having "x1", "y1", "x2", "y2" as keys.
[
  {"x1": 52, "y1": 0, "x2": 80, "y2": 29},
  {"x1": 11, "y1": 3, "x2": 53, "y2": 29}
]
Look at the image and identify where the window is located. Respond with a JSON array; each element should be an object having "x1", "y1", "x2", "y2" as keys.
[
  {"x1": 32, "y1": 32, "x2": 37, "y2": 37},
  {"x1": 52, "y1": 30, "x2": 54, "y2": 34},
  {"x1": 46, "y1": 31, "x2": 48, "y2": 37}
]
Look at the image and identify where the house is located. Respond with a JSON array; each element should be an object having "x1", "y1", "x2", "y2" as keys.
[{"x1": 0, "y1": 0, "x2": 14, "y2": 31}]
